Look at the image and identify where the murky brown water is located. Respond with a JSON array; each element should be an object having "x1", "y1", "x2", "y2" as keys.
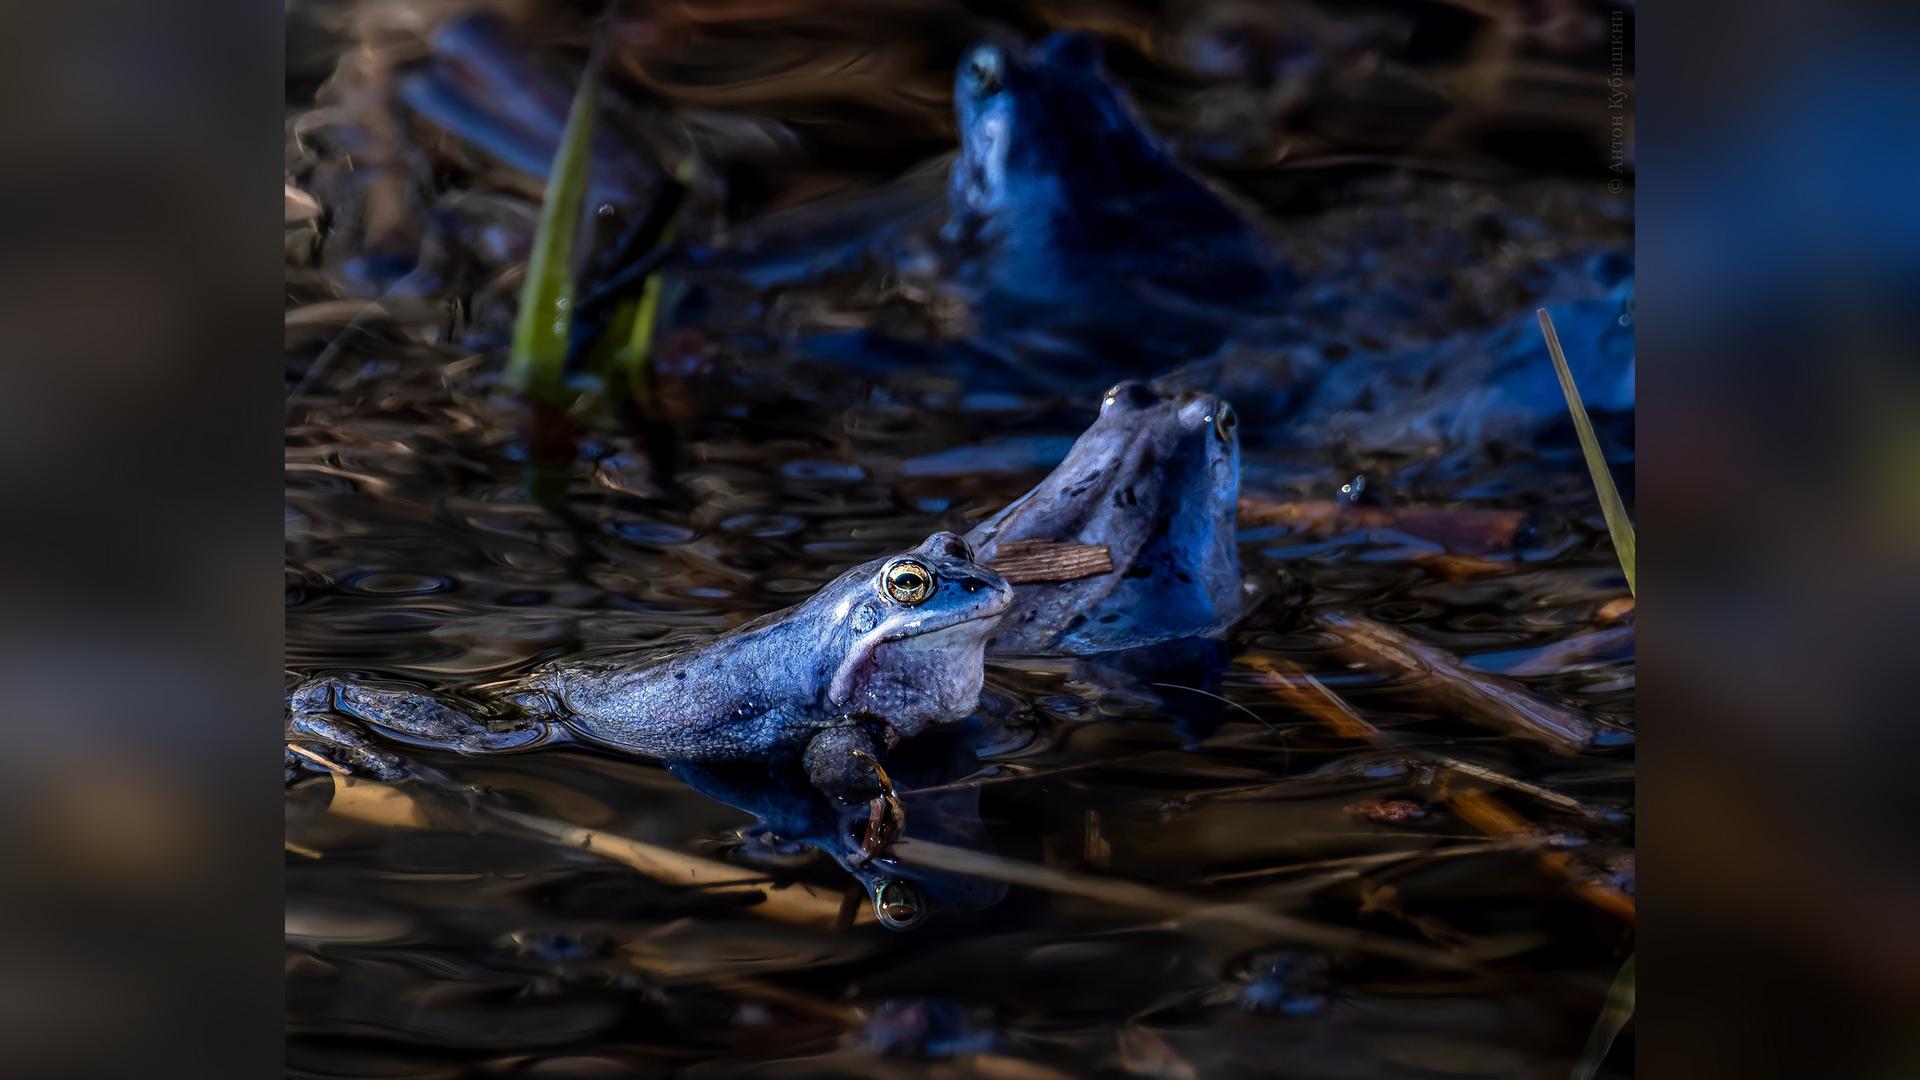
[{"x1": 287, "y1": 2, "x2": 1633, "y2": 1076}]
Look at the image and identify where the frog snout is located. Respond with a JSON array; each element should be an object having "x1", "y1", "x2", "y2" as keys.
[
  {"x1": 958, "y1": 43, "x2": 1007, "y2": 100},
  {"x1": 954, "y1": 571, "x2": 1014, "y2": 613},
  {"x1": 1176, "y1": 390, "x2": 1228, "y2": 428}
]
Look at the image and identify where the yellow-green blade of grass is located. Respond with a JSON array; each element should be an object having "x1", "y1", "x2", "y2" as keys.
[
  {"x1": 1572, "y1": 952, "x2": 1635, "y2": 1080},
  {"x1": 607, "y1": 160, "x2": 698, "y2": 410},
  {"x1": 1537, "y1": 308, "x2": 1636, "y2": 594},
  {"x1": 508, "y1": 64, "x2": 600, "y2": 408}
]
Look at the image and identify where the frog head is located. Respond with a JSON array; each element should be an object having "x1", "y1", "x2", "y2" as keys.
[
  {"x1": 966, "y1": 381, "x2": 1246, "y2": 654},
  {"x1": 813, "y1": 532, "x2": 1013, "y2": 735},
  {"x1": 947, "y1": 33, "x2": 1166, "y2": 241},
  {"x1": 944, "y1": 32, "x2": 1284, "y2": 318}
]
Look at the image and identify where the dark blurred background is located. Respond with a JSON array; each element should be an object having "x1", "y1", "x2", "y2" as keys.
[{"x1": 0, "y1": 0, "x2": 1914, "y2": 1076}]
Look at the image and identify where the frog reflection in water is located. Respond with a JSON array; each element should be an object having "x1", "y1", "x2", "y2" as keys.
[
  {"x1": 670, "y1": 729, "x2": 1009, "y2": 931},
  {"x1": 287, "y1": 533, "x2": 1011, "y2": 800},
  {"x1": 967, "y1": 382, "x2": 1249, "y2": 656}
]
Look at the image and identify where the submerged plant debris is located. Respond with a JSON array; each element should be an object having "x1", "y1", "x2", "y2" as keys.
[{"x1": 286, "y1": 0, "x2": 1635, "y2": 1076}]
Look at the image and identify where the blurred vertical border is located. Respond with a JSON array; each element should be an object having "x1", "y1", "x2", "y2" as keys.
[
  {"x1": 0, "y1": 0, "x2": 1913, "y2": 1075},
  {"x1": 1640, "y1": 0, "x2": 1920, "y2": 1077},
  {"x1": 0, "y1": 0, "x2": 283, "y2": 1076}
]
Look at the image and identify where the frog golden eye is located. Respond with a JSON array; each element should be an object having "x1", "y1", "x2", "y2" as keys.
[
  {"x1": 1213, "y1": 403, "x2": 1239, "y2": 442},
  {"x1": 881, "y1": 558, "x2": 936, "y2": 605}
]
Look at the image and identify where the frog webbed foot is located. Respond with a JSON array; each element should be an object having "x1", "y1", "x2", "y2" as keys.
[{"x1": 284, "y1": 709, "x2": 410, "y2": 782}]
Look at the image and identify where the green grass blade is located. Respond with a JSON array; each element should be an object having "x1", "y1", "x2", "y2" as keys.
[
  {"x1": 1572, "y1": 952, "x2": 1635, "y2": 1080},
  {"x1": 609, "y1": 161, "x2": 697, "y2": 409},
  {"x1": 1537, "y1": 309, "x2": 1636, "y2": 595},
  {"x1": 508, "y1": 59, "x2": 601, "y2": 408}
]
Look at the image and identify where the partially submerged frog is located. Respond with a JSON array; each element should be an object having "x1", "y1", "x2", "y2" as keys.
[
  {"x1": 923, "y1": 32, "x2": 1294, "y2": 379},
  {"x1": 576, "y1": 31, "x2": 1291, "y2": 390},
  {"x1": 966, "y1": 382, "x2": 1249, "y2": 655},
  {"x1": 944, "y1": 33, "x2": 1288, "y2": 315},
  {"x1": 1284, "y1": 293, "x2": 1635, "y2": 454},
  {"x1": 287, "y1": 533, "x2": 1012, "y2": 798}
]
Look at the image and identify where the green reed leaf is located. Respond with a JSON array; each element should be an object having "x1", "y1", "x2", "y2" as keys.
[
  {"x1": 605, "y1": 160, "x2": 697, "y2": 410},
  {"x1": 508, "y1": 59, "x2": 600, "y2": 408},
  {"x1": 1537, "y1": 309, "x2": 1636, "y2": 595}
]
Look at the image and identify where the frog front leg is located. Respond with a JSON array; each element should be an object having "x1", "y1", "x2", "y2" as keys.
[
  {"x1": 800, "y1": 719, "x2": 900, "y2": 799},
  {"x1": 802, "y1": 719, "x2": 909, "y2": 865}
]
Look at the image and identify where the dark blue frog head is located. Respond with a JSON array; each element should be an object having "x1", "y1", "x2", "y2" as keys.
[{"x1": 945, "y1": 33, "x2": 1289, "y2": 324}]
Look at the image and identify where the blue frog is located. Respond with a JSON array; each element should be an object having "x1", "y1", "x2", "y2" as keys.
[
  {"x1": 287, "y1": 533, "x2": 1012, "y2": 800},
  {"x1": 939, "y1": 33, "x2": 1292, "y2": 368},
  {"x1": 967, "y1": 381, "x2": 1251, "y2": 656}
]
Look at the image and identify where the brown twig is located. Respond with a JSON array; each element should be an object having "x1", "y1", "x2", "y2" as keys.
[
  {"x1": 1203, "y1": 837, "x2": 1545, "y2": 885},
  {"x1": 285, "y1": 742, "x2": 349, "y2": 774},
  {"x1": 986, "y1": 540, "x2": 1115, "y2": 584},
  {"x1": 1447, "y1": 790, "x2": 1635, "y2": 923},
  {"x1": 888, "y1": 838, "x2": 1474, "y2": 971},
  {"x1": 1320, "y1": 611, "x2": 1600, "y2": 751}
]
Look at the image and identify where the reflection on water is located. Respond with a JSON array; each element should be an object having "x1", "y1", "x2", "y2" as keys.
[{"x1": 287, "y1": 1, "x2": 1633, "y2": 1076}]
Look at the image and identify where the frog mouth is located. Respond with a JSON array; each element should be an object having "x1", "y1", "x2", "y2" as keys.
[{"x1": 875, "y1": 605, "x2": 1008, "y2": 644}]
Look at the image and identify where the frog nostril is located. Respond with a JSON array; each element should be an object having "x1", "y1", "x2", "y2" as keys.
[{"x1": 958, "y1": 575, "x2": 984, "y2": 593}]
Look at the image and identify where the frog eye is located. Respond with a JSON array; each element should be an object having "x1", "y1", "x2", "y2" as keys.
[
  {"x1": 881, "y1": 557, "x2": 936, "y2": 605},
  {"x1": 873, "y1": 879, "x2": 928, "y2": 930},
  {"x1": 964, "y1": 46, "x2": 1004, "y2": 97},
  {"x1": 1212, "y1": 403, "x2": 1239, "y2": 442}
]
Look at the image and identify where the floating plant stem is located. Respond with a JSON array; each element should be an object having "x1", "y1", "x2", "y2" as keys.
[
  {"x1": 1537, "y1": 308, "x2": 1636, "y2": 594},
  {"x1": 507, "y1": 48, "x2": 603, "y2": 408},
  {"x1": 1573, "y1": 952, "x2": 1636, "y2": 1080}
]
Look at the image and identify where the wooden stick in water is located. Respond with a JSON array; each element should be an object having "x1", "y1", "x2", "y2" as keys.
[
  {"x1": 321, "y1": 776, "x2": 871, "y2": 929},
  {"x1": 1242, "y1": 655, "x2": 1383, "y2": 740},
  {"x1": 986, "y1": 540, "x2": 1114, "y2": 584},
  {"x1": 889, "y1": 838, "x2": 1473, "y2": 971},
  {"x1": 1239, "y1": 647, "x2": 1633, "y2": 921},
  {"x1": 1320, "y1": 611, "x2": 1600, "y2": 752},
  {"x1": 1448, "y1": 790, "x2": 1635, "y2": 923}
]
